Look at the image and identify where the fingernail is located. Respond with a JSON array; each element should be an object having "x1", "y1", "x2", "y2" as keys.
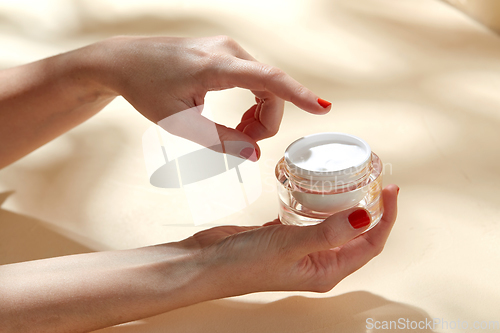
[
  {"x1": 256, "y1": 147, "x2": 261, "y2": 159},
  {"x1": 397, "y1": 187, "x2": 400, "y2": 195},
  {"x1": 317, "y1": 98, "x2": 332, "y2": 108},
  {"x1": 239, "y1": 147, "x2": 257, "y2": 162},
  {"x1": 348, "y1": 209, "x2": 371, "y2": 229}
]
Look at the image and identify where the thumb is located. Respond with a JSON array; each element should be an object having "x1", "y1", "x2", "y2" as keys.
[
  {"x1": 157, "y1": 105, "x2": 260, "y2": 161},
  {"x1": 289, "y1": 207, "x2": 372, "y2": 258},
  {"x1": 215, "y1": 123, "x2": 260, "y2": 162}
]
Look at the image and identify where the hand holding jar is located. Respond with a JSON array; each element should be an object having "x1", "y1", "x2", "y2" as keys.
[{"x1": 180, "y1": 185, "x2": 399, "y2": 295}]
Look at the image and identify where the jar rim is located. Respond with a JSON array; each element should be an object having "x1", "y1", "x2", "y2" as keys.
[{"x1": 284, "y1": 132, "x2": 372, "y2": 181}]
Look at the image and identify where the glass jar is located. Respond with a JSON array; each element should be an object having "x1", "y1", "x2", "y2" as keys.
[{"x1": 275, "y1": 132, "x2": 383, "y2": 229}]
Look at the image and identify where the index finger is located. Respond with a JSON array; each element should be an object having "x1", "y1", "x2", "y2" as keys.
[{"x1": 219, "y1": 58, "x2": 331, "y2": 114}]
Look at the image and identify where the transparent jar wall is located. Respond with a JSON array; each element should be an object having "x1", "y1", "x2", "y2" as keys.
[{"x1": 276, "y1": 153, "x2": 384, "y2": 229}]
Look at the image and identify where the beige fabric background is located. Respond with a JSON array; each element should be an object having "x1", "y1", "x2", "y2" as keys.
[
  {"x1": 445, "y1": 0, "x2": 500, "y2": 33},
  {"x1": 1, "y1": 0, "x2": 499, "y2": 332}
]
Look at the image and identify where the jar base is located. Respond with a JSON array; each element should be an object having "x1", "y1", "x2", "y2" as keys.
[{"x1": 278, "y1": 196, "x2": 383, "y2": 231}]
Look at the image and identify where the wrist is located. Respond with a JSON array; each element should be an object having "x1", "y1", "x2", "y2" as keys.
[
  {"x1": 75, "y1": 36, "x2": 139, "y2": 99},
  {"x1": 175, "y1": 239, "x2": 265, "y2": 301},
  {"x1": 60, "y1": 38, "x2": 123, "y2": 103},
  {"x1": 135, "y1": 243, "x2": 226, "y2": 311}
]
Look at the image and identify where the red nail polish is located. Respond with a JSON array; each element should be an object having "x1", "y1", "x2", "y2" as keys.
[
  {"x1": 317, "y1": 98, "x2": 331, "y2": 108},
  {"x1": 239, "y1": 147, "x2": 257, "y2": 162},
  {"x1": 397, "y1": 187, "x2": 400, "y2": 195},
  {"x1": 348, "y1": 210, "x2": 370, "y2": 229}
]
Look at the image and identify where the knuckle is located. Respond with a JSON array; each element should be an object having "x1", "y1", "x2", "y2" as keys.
[
  {"x1": 371, "y1": 242, "x2": 385, "y2": 257},
  {"x1": 203, "y1": 53, "x2": 234, "y2": 82},
  {"x1": 269, "y1": 127, "x2": 279, "y2": 137},
  {"x1": 259, "y1": 131, "x2": 275, "y2": 141},
  {"x1": 365, "y1": 236, "x2": 385, "y2": 257},
  {"x1": 215, "y1": 35, "x2": 237, "y2": 47},
  {"x1": 374, "y1": 243, "x2": 385, "y2": 256},
  {"x1": 291, "y1": 85, "x2": 306, "y2": 103},
  {"x1": 266, "y1": 124, "x2": 280, "y2": 137},
  {"x1": 262, "y1": 66, "x2": 285, "y2": 82},
  {"x1": 309, "y1": 281, "x2": 337, "y2": 293},
  {"x1": 293, "y1": 84, "x2": 307, "y2": 97},
  {"x1": 321, "y1": 225, "x2": 339, "y2": 248},
  {"x1": 312, "y1": 285, "x2": 331, "y2": 293},
  {"x1": 259, "y1": 122, "x2": 280, "y2": 139}
]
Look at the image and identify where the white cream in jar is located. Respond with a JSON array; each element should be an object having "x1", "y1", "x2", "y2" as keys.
[{"x1": 275, "y1": 132, "x2": 383, "y2": 228}]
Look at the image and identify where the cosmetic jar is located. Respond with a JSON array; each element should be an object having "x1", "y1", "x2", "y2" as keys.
[{"x1": 275, "y1": 132, "x2": 383, "y2": 228}]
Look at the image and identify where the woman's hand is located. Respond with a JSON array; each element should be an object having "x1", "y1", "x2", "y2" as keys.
[
  {"x1": 180, "y1": 185, "x2": 399, "y2": 296},
  {"x1": 86, "y1": 35, "x2": 331, "y2": 159},
  {"x1": 0, "y1": 35, "x2": 329, "y2": 167},
  {"x1": 0, "y1": 185, "x2": 398, "y2": 332}
]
